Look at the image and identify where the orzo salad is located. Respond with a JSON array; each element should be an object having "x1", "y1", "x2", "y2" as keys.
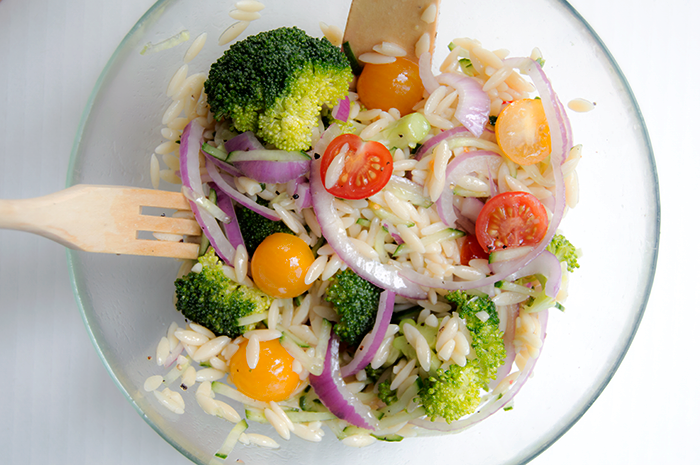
[{"x1": 146, "y1": 1, "x2": 582, "y2": 456}]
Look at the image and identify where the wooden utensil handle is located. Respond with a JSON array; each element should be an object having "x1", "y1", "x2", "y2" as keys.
[{"x1": 0, "y1": 186, "x2": 88, "y2": 249}]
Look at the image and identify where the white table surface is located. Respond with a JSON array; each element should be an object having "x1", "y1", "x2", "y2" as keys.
[{"x1": 0, "y1": 0, "x2": 693, "y2": 463}]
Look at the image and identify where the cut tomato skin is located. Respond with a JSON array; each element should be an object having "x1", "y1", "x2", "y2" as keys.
[
  {"x1": 475, "y1": 191, "x2": 549, "y2": 252},
  {"x1": 460, "y1": 234, "x2": 489, "y2": 263},
  {"x1": 320, "y1": 134, "x2": 393, "y2": 200}
]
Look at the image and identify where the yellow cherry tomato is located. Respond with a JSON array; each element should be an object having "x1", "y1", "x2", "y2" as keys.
[
  {"x1": 356, "y1": 57, "x2": 425, "y2": 116},
  {"x1": 251, "y1": 233, "x2": 315, "y2": 299},
  {"x1": 228, "y1": 338, "x2": 300, "y2": 402},
  {"x1": 495, "y1": 98, "x2": 552, "y2": 166}
]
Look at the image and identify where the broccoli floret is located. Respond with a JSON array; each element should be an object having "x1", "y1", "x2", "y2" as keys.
[
  {"x1": 546, "y1": 233, "x2": 580, "y2": 272},
  {"x1": 204, "y1": 26, "x2": 353, "y2": 151},
  {"x1": 446, "y1": 292, "x2": 506, "y2": 386},
  {"x1": 419, "y1": 363, "x2": 482, "y2": 423},
  {"x1": 377, "y1": 379, "x2": 399, "y2": 406},
  {"x1": 174, "y1": 249, "x2": 272, "y2": 338},
  {"x1": 235, "y1": 203, "x2": 293, "y2": 256},
  {"x1": 364, "y1": 366, "x2": 385, "y2": 384},
  {"x1": 418, "y1": 292, "x2": 506, "y2": 423},
  {"x1": 325, "y1": 269, "x2": 382, "y2": 346}
]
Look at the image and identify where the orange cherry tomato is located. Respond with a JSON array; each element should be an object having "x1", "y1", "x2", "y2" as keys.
[
  {"x1": 460, "y1": 234, "x2": 489, "y2": 263},
  {"x1": 495, "y1": 98, "x2": 551, "y2": 166},
  {"x1": 475, "y1": 191, "x2": 549, "y2": 252},
  {"x1": 356, "y1": 57, "x2": 425, "y2": 115},
  {"x1": 251, "y1": 233, "x2": 315, "y2": 299},
  {"x1": 228, "y1": 338, "x2": 300, "y2": 402},
  {"x1": 320, "y1": 133, "x2": 393, "y2": 200}
]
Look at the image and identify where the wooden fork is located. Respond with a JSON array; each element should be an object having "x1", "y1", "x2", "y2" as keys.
[{"x1": 0, "y1": 184, "x2": 201, "y2": 259}]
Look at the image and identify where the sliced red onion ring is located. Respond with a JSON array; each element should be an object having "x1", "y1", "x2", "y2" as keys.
[
  {"x1": 402, "y1": 58, "x2": 569, "y2": 294},
  {"x1": 308, "y1": 333, "x2": 380, "y2": 431},
  {"x1": 411, "y1": 309, "x2": 549, "y2": 433},
  {"x1": 210, "y1": 185, "x2": 245, "y2": 250},
  {"x1": 436, "y1": 73, "x2": 490, "y2": 137},
  {"x1": 332, "y1": 96, "x2": 351, "y2": 122},
  {"x1": 309, "y1": 157, "x2": 428, "y2": 300},
  {"x1": 459, "y1": 197, "x2": 484, "y2": 224},
  {"x1": 340, "y1": 290, "x2": 395, "y2": 378},
  {"x1": 383, "y1": 222, "x2": 403, "y2": 245},
  {"x1": 402, "y1": 248, "x2": 562, "y2": 299},
  {"x1": 415, "y1": 126, "x2": 471, "y2": 161},
  {"x1": 284, "y1": 176, "x2": 312, "y2": 210},
  {"x1": 205, "y1": 153, "x2": 242, "y2": 177},
  {"x1": 180, "y1": 121, "x2": 236, "y2": 265},
  {"x1": 490, "y1": 304, "x2": 518, "y2": 389},
  {"x1": 492, "y1": 250, "x2": 562, "y2": 298},
  {"x1": 205, "y1": 159, "x2": 281, "y2": 222},
  {"x1": 419, "y1": 52, "x2": 439, "y2": 93},
  {"x1": 223, "y1": 131, "x2": 265, "y2": 152},
  {"x1": 229, "y1": 158, "x2": 310, "y2": 184},
  {"x1": 294, "y1": 181, "x2": 312, "y2": 210},
  {"x1": 436, "y1": 151, "x2": 502, "y2": 227}
]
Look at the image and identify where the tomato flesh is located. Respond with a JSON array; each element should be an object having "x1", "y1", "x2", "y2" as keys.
[
  {"x1": 475, "y1": 191, "x2": 549, "y2": 252},
  {"x1": 460, "y1": 234, "x2": 489, "y2": 263},
  {"x1": 228, "y1": 338, "x2": 300, "y2": 402},
  {"x1": 356, "y1": 57, "x2": 424, "y2": 115},
  {"x1": 320, "y1": 133, "x2": 393, "y2": 200},
  {"x1": 495, "y1": 98, "x2": 551, "y2": 166}
]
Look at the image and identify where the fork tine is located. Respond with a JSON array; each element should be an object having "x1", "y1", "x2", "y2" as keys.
[
  {"x1": 113, "y1": 239, "x2": 200, "y2": 260},
  {"x1": 134, "y1": 215, "x2": 202, "y2": 236},
  {"x1": 124, "y1": 187, "x2": 192, "y2": 210}
]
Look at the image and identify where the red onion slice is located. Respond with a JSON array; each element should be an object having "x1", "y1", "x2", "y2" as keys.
[
  {"x1": 415, "y1": 126, "x2": 471, "y2": 161},
  {"x1": 459, "y1": 197, "x2": 484, "y2": 224},
  {"x1": 309, "y1": 333, "x2": 380, "y2": 431},
  {"x1": 223, "y1": 131, "x2": 265, "y2": 152},
  {"x1": 340, "y1": 290, "x2": 395, "y2": 378},
  {"x1": 205, "y1": 159, "x2": 281, "y2": 222},
  {"x1": 180, "y1": 121, "x2": 236, "y2": 265},
  {"x1": 309, "y1": 157, "x2": 428, "y2": 300},
  {"x1": 205, "y1": 153, "x2": 243, "y2": 177},
  {"x1": 402, "y1": 249, "x2": 562, "y2": 299},
  {"x1": 492, "y1": 250, "x2": 562, "y2": 298},
  {"x1": 332, "y1": 96, "x2": 351, "y2": 122},
  {"x1": 436, "y1": 151, "x2": 502, "y2": 227},
  {"x1": 419, "y1": 52, "x2": 440, "y2": 93},
  {"x1": 210, "y1": 185, "x2": 245, "y2": 250},
  {"x1": 229, "y1": 158, "x2": 310, "y2": 184},
  {"x1": 490, "y1": 304, "x2": 518, "y2": 389},
  {"x1": 294, "y1": 181, "x2": 312, "y2": 210},
  {"x1": 411, "y1": 309, "x2": 549, "y2": 433},
  {"x1": 436, "y1": 73, "x2": 490, "y2": 137}
]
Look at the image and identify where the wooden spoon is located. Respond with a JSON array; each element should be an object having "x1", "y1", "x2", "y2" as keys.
[{"x1": 343, "y1": 0, "x2": 440, "y2": 63}]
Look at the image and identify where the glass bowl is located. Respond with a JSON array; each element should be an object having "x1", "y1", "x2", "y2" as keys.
[{"x1": 66, "y1": 0, "x2": 659, "y2": 463}]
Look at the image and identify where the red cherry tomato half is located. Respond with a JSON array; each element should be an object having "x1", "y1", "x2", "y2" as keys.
[
  {"x1": 475, "y1": 191, "x2": 549, "y2": 252},
  {"x1": 460, "y1": 234, "x2": 489, "y2": 263},
  {"x1": 320, "y1": 134, "x2": 393, "y2": 200}
]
